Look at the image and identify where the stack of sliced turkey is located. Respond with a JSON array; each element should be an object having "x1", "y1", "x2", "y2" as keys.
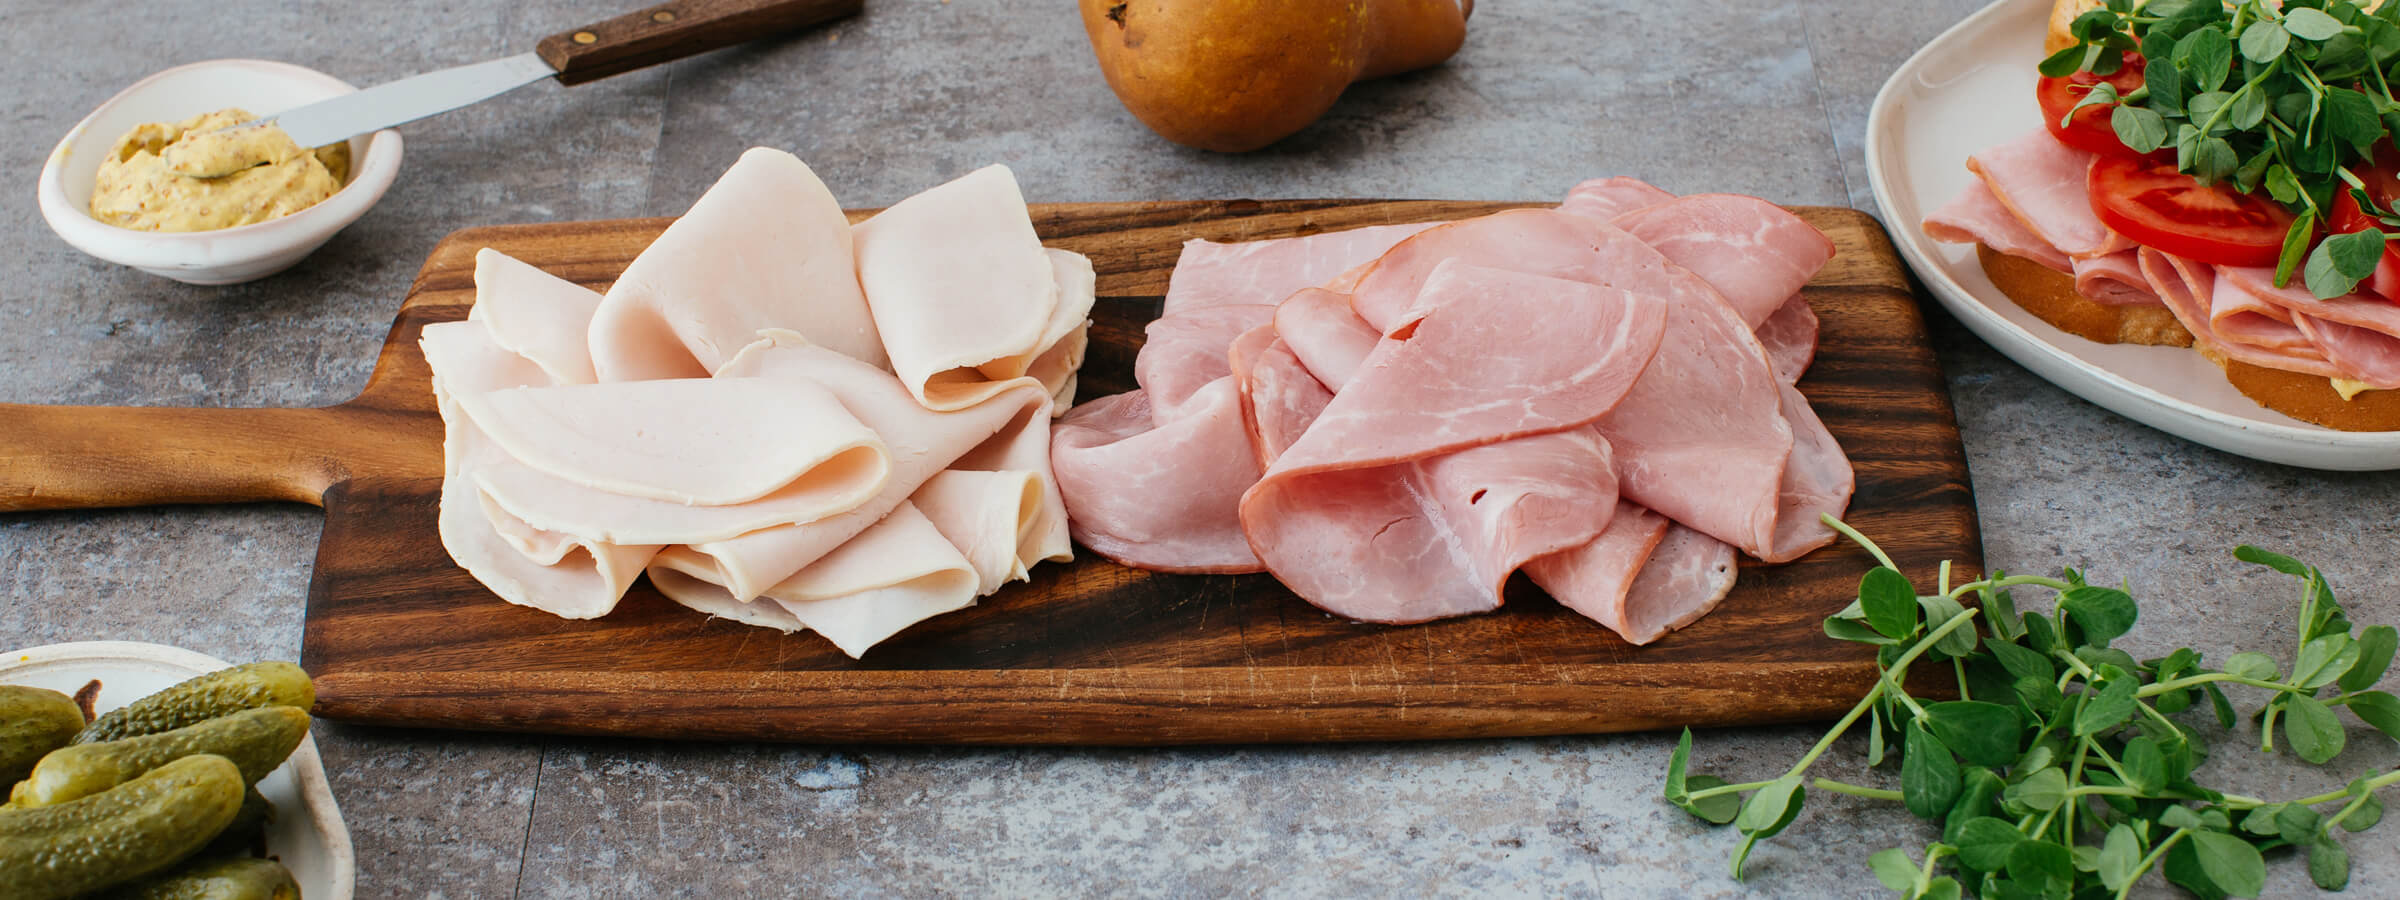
[
  {"x1": 424, "y1": 148, "x2": 1094, "y2": 658},
  {"x1": 1051, "y1": 179, "x2": 1853, "y2": 645}
]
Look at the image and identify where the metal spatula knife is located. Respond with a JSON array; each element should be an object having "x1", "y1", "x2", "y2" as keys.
[{"x1": 260, "y1": 0, "x2": 862, "y2": 149}]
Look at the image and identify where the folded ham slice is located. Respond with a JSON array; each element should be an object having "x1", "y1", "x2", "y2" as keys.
[
  {"x1": 1968, "y1": 127, "x2": 2132, "y2": 260},
  {"x1": 2072, "y1": 252, "x2": 2159, "y2": 307},
  {"x1": 1923, "y1": 178, "x2": 2073, "y2": 273},
  {"x1": 588, "y1": 148, "x2": 883, "y2": 380},
  {"x1": 1162, "y1": 222, "x2": 1441, "y2": 316},
  {"x1": 1240, "y1": 262, "x2": 1667, "y2": 622},
  {"x1": 1558, "y1": 176, "x2": 1675, "y2": 221},
  {"x1": 1610, "y1": 194, "x2": 1836, "y2": 329}
]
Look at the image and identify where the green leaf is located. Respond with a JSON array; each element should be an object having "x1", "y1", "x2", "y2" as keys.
[
  {"x1": 2339, "y1": 625, "x2": 2396, "y2": 692},
  {"x1": 2308, "y1": 232, "x2": 2379, "y2": 299},
  {"x1": 2189, "y1": 830, "x2": 2267, "y2": 898},
  {"x1": 1734, "y1": 775, "x2": 1804, "y2": 838},
  {"x1": 1665, "y1": 728, "x2": 1692, "y2": 799},
  {"x1": 1869, "y1": 847, "x2": 1918, "y2": 892},
  {"x1": 2324, "y1": 87, "x2": 2385, "y2": 156},
  {"x1": 1859, "y1": 567, "x2": 1918, "y2": 640},
  {"x1": 1921, "y1": 701, "x2": 2021, "y2": 767},
  {"x1": 2284, "y1": 7, "x2": 2346, "y2": 41},
  {"x1": 2121, "y1": 735, "x2": 2166, "y2": 793},
  {"x1": 2014, "y1": 675, "x2": 2064, "y2": 718},
  {"x1": 2226, "y1": 86, "x2": 2268, "y2": 130},
  {"x1": 1918, "y1": 593, "x2": 1979, "y2": 658},
  {"x1": 2075, "y1": 675, "x2": 2140, "y2": 735},
  {"x1": 2284, "y1": 694, "x2": 2346, "y2": 764},
  {"x1": 1987, "y1": 640, "x2": 2054, "y2": 683},
  {"x1": 2004, "y1": 767, "x2": 2068, "y2": 812},
  {"x1": 1903, "y1": 722, "x2": 1962, "y2": 820},
  {"x1": 2293, "y1": 632, "x2": 2362, "y2": 689},
  {"x1": 2110, "y1": 105, "x2": 2171, "y2": 153},
  {"x1": 1918, "y1": 876, "x2": 1961, "y2": 900},
  {"x1": 2178, "y1": 26, "x2": 2235, "y2": 91},
  {"x1": 2040, "y1": 45, "x2": 2089, "y2": 78},
  {"x1": 2021, "y1": 613, "x2": 2059, "y2": 654},
  {"x1": 2162, "y1": 805, "x2": 2205, "y2": 830},
  {"x1": 2146, "y1": 54, "x2": 2188, "y2": 113},
  {"x1": 2099, "y1": 824, "x2": 2142, "y2": 891},
  {"x1": 1953, "y1": 816, "x2": 2026, "y2": 872},
  {"x1": 2275, "y1": 803, "x2": 2325, "y2": 847},
  {"x1": 1825, "y1": 614, "x2": 1901, "y2": 646},
  {"x1": 1980, "y1": 574, "x2": 2024, "y2": 641},
  {"x1": 2061, "y1": 585, "x2": 2137, "y2": 645},
  {"x1": 2234, "y1": 545, "x2": 2308, "y2": 576},
  {"x1": 2223, "y1": 651, "x2": 2279, "y2": 681},
  {"x1": 2242, "y1": 18, "x2": 2293, "y2": 63},
  {"x1": 2311, "y1": 835, "x2": 2352, "y2": 891},
  {"x1": 2164, "y1": 836, "x2": 2232, "y2": 900},
  {"x1": 1945, "y1": 767, "x2": 2004, "y2": 843},
  {"x1": 2342, "y1": 784, "x2": 2383, "y2": 831},
  {"x1": 2346, "y1": 690, "x2": 2400, "y2": 742},
  {"x1": 2278, "y1": 211, "x2": 2318, "y2": 288},
  {"x1": 1681, "y1": 775, "x2": 1741, "y2": 824},
  {"x1": 2006, "y1": 838, "x2": 2075, "y2": 888},
  {"x1": 1867, "y1": 702, "x2": 1887, "y2": 767},
  {"x1": 2206, "y1": 682, "x2": 2238, "y2": 728}
]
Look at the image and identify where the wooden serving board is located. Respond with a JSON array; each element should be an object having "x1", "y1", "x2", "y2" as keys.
[{"x1": 0, "y1": 200, "x2": 1980, "y2": 744}]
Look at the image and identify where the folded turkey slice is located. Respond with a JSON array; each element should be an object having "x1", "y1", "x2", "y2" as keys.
[
  {"x1": 588, "y1": 147, "x2": 885, "y2": 380},
  {"x1": 651, "y1": 501, "x2": 982, "y2": 658},
  {"x1": 855, "y1": 165, "x2": 1089, "y2": 410},
  {"x1": 422, "y1": 319, "x2": 662, "y2": 619},
  {"x1": 469, "y1": 248, "x2": 602, "y2": 385},
  {"x1": 663, "y1": 331, "x2": 1063, "y2": 602}
]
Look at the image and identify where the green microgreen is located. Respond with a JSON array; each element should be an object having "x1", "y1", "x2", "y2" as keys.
[
  {"x1": 2059, "y1": 0, "x2": 2400, "y2": 298},
  {"x1": 1665, "y1": 516, "x2": 2400, "y2": 897}
]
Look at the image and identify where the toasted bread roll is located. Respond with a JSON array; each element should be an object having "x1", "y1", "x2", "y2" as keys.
[{"x1": 1976, "y1": 244, "x2": 2192, "y2": 347}]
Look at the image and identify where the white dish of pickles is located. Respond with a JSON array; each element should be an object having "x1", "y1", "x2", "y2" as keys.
[{"x1": 1, "y1": 640, "x2": 354, "y2": 900}]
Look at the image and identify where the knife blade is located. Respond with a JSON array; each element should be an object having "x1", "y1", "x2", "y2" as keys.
[
  {"x1": 268, "y1": 53, "x2": 559, "y2": 149},
  {"x1": 245, "y1": 0, "x2": 863, "y2": 149}
]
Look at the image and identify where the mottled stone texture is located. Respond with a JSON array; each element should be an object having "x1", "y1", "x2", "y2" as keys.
[{"x1": 2, "y1": 0, "x2": 2395, "y2": 897}]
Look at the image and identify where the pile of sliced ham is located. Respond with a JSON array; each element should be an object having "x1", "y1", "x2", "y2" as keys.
[
  {"x1": 1052, "y1": 179, "x2": 1855, "y2": 645},
  {"x1": 424, "y1": 148, "x2": 1093, "y2": 658},
  {"x1": 1926, "y1": 127, "x2": 2400, "y2": 391}
]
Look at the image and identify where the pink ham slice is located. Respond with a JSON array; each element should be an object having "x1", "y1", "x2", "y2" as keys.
[
  {"x1": 2073, "y1": 252, "x2": 2161, "y2": 307},
  {"x1": 1969, "y1": 128, "x2": 2132, "y2": 259},
  {"x1": 2213, "y1": 268, "x2": 2400, "y2": 388},
  {"x1": 1558, "y1": 176, "x2": 1676, "y2": 221},
  {"x1": 1054, "y1": 384, "x2": 1265, "y2": 573},
  {"x1": 1226, "y1": 324, "x2": 1331, "y2": 467},
  {"x1": 1611, "y1": 194, "x2": 1836, "y2": 329},
  {"x1": 1239, "y1": 262, "x2": 1666, "y2": 622},
  {"x1": 1162, "y1": 222, "x2": 1442, "y2": 316},
  {"x1": 1052, "y1": 305, "x2": 1278, "y2": 573},
  {"x1": 2139, "y1": 251, "x2": 2345, "y2": 379},
  {"x1": 1523, "y1": 502, "x2": 1670, "y2": 637},
  {"x1": 1618, "y1": 526, "x2": 1739, "y2": 641},
  {"x1": 1923, "y1": 178, "x2": 2074, "y2": 273},
  {"x1": 1756, "y1": 296, "x2": 1819, "y2": 384}
]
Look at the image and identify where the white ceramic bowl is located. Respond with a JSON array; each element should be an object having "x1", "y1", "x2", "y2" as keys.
[
  {"x1": 0, "y1": 641, "x2": 355, "y2": 899},
  {"x1": 1867, "y1": 0, "x2": 2400, "y2": 470},
  {"x1": 37, "y1": 59, "x2": 402, "y2": 285}
]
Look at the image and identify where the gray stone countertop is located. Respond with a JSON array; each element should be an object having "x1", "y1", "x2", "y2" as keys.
[{"x1": 3, "y1": 0, "x2": 2395, "y2": 896}]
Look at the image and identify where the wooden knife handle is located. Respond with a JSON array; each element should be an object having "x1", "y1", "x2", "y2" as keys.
[
  {"x1": 0, "y1": 404, "x2": 429, "y2": 511},
  {"x1": 536, "y1": 0, "x2": 864, "y2": 86}
]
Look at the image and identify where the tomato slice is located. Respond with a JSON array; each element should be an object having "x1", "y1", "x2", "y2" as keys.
[
  {"x1": 2088, "y1": 156, "x2": 2296, "y2": 268},
  {"x1": 2036, "y1": 52, "x2": 2161, "y2": 160},
  {"x1": 2327, "y1": 142, "x2": 2400, "y2": 303}
]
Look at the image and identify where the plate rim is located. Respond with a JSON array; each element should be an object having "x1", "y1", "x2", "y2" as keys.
[
  {"x1": 1864, "y1": 0, "x2": 2400, "y2": 470},
  {"x1": 0, "y1": 640, "x2": 357, "y2": 900}
]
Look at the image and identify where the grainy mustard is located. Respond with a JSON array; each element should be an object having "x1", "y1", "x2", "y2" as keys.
[{"x1": 89, "y1": 108, "x2": 350, "y2": 232}]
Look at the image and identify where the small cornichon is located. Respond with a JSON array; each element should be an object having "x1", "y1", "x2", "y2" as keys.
[
  {"x1": 1663, "y1": 516, "x2": 2400, "y2": 898},
  {"x1": 2054, "y1": 0, "x2": 2400, "y2": 299}
]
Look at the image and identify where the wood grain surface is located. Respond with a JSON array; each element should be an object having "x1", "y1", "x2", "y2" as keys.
[{"x1": 0, "y1": 199, "x2": 1982, "y2": 743}]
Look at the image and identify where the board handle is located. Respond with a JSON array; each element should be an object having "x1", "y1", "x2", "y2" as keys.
[
  {"x1": 0, "y1": 403, "x2": 430, "y2": 511},
  {"x1": 536, "y1": 0, "x2": 864, "y2": 86}
]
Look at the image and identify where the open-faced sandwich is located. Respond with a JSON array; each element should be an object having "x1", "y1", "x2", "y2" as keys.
[{"x1": 1927, "y1": 0, "x2": 2400, "y2": 430}]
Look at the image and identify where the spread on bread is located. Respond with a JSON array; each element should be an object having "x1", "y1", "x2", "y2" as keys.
[{"x1": 1926, "y1": 0, "x2": 2400, "y2": 431}]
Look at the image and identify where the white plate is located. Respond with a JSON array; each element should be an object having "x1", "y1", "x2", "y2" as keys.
[
  {"x1": 1, "y1": 641, "x2": 355, "y2": 900},
  {"x1": 1865, "y1": 0, "x2": 2400, "y2": 470}
]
